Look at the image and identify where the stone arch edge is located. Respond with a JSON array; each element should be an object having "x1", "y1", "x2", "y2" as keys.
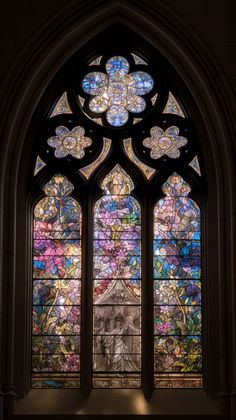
[{"x1": 0, "y1": 0, "x2": 235, "y2": 418}]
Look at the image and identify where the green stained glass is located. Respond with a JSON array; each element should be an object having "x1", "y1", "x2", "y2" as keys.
[
  {"x1": 32, "y1": 175, "x2": 81, "y2": 389},
  {"x1": 154, "y1": 173, "x2": 202, "y2": 388}
]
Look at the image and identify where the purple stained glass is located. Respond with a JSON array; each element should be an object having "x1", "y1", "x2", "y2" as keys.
[
  {"x1": 32, "y1": 175, "x2": 81, "y2": 389},
  {"x1": 154, "y1": 280, "x2": 201, "y2": 306},
  {"x1": 154, "y1": 305, "x2": 201, "y2": 336},
  {"x1": 32, "y1": 354, "x2": 80, "y2": 373},
  {"x1": 154, "y1": 173, "x2": 202, "y2": 388},
  {"x1": 32, "y1": 335, "x2": 80, "y2": 355},
  {"x1": 32, "y1": 305, "x2": 80, "y2": 335},
  {"x1": 33, "y1": 280, "x2": 81, "y2": 305},
  {"x1": 154, "y1": 255, "x2": 201, "y2": 279},
  {"x1": 93, "y1": 166, "x2": 141, "y2": 387}
]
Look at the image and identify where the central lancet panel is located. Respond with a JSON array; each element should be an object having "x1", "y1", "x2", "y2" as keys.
[{"x1": 93, "y1": 165, "x2": 142, "y2": 388}]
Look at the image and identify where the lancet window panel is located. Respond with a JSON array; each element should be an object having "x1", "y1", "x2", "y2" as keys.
[
  {"x1": 93, "y1": 165, "x2": 142, "y2": 388},
  {"x1": 32, "y1": 175, "x2": 81, "y2": 389},
  {"x1": 153, "y1": 174, "x2": 202, "y2": 389}
]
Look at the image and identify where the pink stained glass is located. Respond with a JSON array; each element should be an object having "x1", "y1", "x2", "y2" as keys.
[
  {"x1": 153, "y1": 173, "x2": 202, "y2": 388},
  {"x1": 32, "y1": 175, "x2": 81, "y2": 389},
  {"x1": 93, "y1": 166, "x2": 142, "y2": 388}
]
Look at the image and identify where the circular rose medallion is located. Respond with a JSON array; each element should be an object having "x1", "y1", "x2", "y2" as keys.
[
  {"x1": 158, "y1": 136, "x2": 172, "y2": 150},
  {"x1": 62, "y1": 136, "x2": 77, "y2": 149},
  {"x1": 107, "y1": 82, "x2": 127, "y2": 106}
]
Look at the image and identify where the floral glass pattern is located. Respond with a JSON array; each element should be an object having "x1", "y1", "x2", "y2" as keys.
[
  {"x1": 93, "y1": 165, "x2": 141, "y2": 388},
  {"x1": 153, "y1": 173, "x2": 202, "y2": 389},
  {"x1": 82, "y1": 56, "x2": 154, "y2": 126},
  {"x1": 32, "y1": 175, "x2": 81, "y2": 389},
  {"x1": 143, "y1": 126, "x2": 188, "y2": 159},
  {"x1": 47, "y1": 126, "x2": 92, "y2": 159}
]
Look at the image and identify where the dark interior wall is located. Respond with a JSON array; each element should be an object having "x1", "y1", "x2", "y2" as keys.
[
  {"x1": 0, "y1": 1, "x2": 236, "y2": 419},
  {"x1": 1, "y1": 0, "x2": 236, "y2": 104}
]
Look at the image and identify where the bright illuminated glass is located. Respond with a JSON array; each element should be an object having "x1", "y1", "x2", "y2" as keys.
[
  {"x1": 32, "y1": 175, "x2": 81, "y2": 389},
  {"x1": 82, "y1": 56, "x2": 154, "y2": 126},
  {"x1": 153, "y1": 173, "x2": 202, "y2": 389},
  {"x1": 93, "y1": 165, "x2": 141, "y2": 388}
]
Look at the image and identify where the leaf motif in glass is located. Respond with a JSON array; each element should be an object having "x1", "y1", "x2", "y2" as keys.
[
  {"x1": 154, "y1": 173, "x2": 202, "y2": 388},
  {"x1": 32, "y1": 174, "x2": 81, "y2": 389}
]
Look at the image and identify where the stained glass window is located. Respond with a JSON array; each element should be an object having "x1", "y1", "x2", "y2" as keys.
[
  {"x1": 81, "y1": 55, "x2": 154, "y2": 126},
  {"x1": 34, "y1": 156, "x2": 46, "y2": 176},
  {"x1": 163, "y1": 92, "x2": 185, "y2": 117},
  {"x1": 189, "y1": 156, "x2": 201, "y2": 176},
  {"x1": 80, "y1": 137, "x2": 112, "y2": 179},
  {"x1": 123, "y1": 138, "x2": 156, "y2": 180},
  {"x1": 50, "y1": 92, "x2": 72, "y2": 117},
  {"x1": 32, "y1": 44, "x2": 204, "y2": 393},
  {"x1": 32, "y1": 175, "x2": 81, "y2": 389},
  {"x1": 153, "y1": 173, "x2": 202, "y2": 388},
  {"x1": 93, "y1": 165, "x2": 142, "y2": 388}
]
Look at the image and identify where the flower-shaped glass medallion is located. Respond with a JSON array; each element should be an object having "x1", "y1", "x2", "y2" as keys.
[
  {"x1": 143, "y1": 126, "x2": 188, "y2": 159},
  {"x1": 47, "y1": 126, "x2": 92, "y2": 159},
  {"x1": 81, "y1": 56, "x2": 154, "y2": 127}
]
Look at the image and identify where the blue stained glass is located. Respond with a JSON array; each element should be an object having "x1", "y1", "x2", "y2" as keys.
[
  {"x1": 106, "y1": 105, "x2": 129, "y2": 126},
  {"x1": 81, "y1": 56, "x2": 154, "y2": 127},
  {"x1": 106, "y1": 56, "x2": 130, "y2": 77},
  {"x1": 130, "y1": 72, "x2": 154, "y2": 95},
  {"x1": 82, "y1": 72, "x2": 107, "y2": 95},
  {"x1": 154, "y1": 174, "x2": 202, "y2": 388}
]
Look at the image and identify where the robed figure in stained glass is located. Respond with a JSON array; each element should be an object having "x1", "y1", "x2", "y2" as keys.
[{"x1": 93, "y1": 166, "x2": 142, "y2": 387}]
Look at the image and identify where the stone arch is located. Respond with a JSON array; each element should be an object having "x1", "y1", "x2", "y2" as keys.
[{"x1": 0, "y1": 0, "x2": 235, "y2": 417}]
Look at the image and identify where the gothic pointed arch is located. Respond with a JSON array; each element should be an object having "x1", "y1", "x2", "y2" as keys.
[{"x1": 0, "y1": 1, "x2": 235, "y2": 418}]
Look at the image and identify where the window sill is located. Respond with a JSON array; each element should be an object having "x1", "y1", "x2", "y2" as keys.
[{"x1": 14, "y1": 389, "x2": 221, "y2": 416}]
